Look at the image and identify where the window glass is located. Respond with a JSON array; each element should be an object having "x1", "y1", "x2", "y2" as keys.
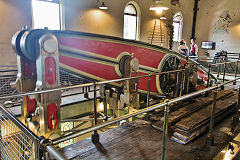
[
  {"x1": 124, "y1": 15, "x2": 137, "y2": 39},
  {"x1": 173, "y1": 22, "x2": 180, "y2": 41},
  {"x1": 124, "y1": 5, "x2": 137, "y2": 15},
  {"x1": 124, "y1": 4, "x2": 137, "y2": 40},
  {"x1": 172, "y1": 13, "x2": 183, "y2": 42},
  {"x1": 32, "y1": 0, "x2": 61, "y2": 30}
]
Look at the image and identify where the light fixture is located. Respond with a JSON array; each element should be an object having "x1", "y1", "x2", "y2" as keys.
[
  {"x1": 99, "y1": 2, "x2": 108, "y2": 10},
  {"x1": 150, "y1": 0, "x2": 169, "y2": 11},
  {"x1": 156, "y1": 10, "x2": 162, "y2": 14},
  {"x1": 160, "y1": 14, "x2": 167, "y2": 20}
]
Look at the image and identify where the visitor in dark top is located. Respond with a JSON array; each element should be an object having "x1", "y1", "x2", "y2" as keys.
[{"x1": 178, "y1": 39, "x2": 189, "y2": 56}]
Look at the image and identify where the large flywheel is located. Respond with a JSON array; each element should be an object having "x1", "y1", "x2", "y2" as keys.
[{"x1": 159, "y1": 56, "x2": 182, "y2": 97}]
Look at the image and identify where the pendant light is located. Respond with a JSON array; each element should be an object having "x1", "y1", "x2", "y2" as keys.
[{"x1": 99, "y1": 1, "x2": 108, "y2": 10}]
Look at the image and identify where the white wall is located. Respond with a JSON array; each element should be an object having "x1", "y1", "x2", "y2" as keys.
[{"x1": 196, "y1": 0, "x2": 240, "y2": 57}]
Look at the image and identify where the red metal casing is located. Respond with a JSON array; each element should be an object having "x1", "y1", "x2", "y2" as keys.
[
  {"x1": 26, "y1": 96, "x2": 36, "y2": 114},
  {"x1": 47, "y1": 103, "x2": 58, "y2": 129},
  {"x1": 45, "y1": 57, "x2": 56, "y2": 85}
]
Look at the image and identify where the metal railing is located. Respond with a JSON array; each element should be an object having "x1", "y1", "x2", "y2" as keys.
[
  {"x1": 0, "y1": 59, "x2": 238, "y2": 159},
  {"x1": 0, "y1": 103, "x2": 40, "y2": 159},
  {"x1": 205, "y1": 61, "x2": 240, "y2": 90},
  {"x1": 0, "y1": 66, "x2": 89, "y2": 107},
  {"x1": 51, "y1": 77, "x2": 240, "y2": 144},
  {"x1": 0, "y1": 103, "x2": 67, "y2": 160},
  {"x1": 0, "y1": 66, "x2": 18, "y2": 106}
]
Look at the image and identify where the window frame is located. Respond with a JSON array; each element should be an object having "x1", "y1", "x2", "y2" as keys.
[{"x1": 123, "y1": 3, "x2": 139, "y2": 40}]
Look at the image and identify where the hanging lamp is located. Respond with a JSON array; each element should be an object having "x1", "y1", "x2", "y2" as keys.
[
  {"x1": 160, "y1": 14, "x2": 167, "y2": 20},
  {"x1": 99, "y1": 2, "x2": 108, "y2": 10}
]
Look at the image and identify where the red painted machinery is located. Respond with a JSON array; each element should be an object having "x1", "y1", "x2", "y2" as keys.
[{"x1": 13, "y1": 29, "x2": 215, "y2": 97}]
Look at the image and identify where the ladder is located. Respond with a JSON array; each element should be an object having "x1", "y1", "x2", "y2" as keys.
[{"x1": 149, "y1": 19, "x2": 165, "y2": 46}]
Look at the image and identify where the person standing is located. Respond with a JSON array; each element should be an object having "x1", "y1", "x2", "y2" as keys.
[
  {"x1": 178, "y1": 39, "x2": 189, "y2": 56},
  {"x1": 190, "y1": 38, "x2": 198, "y2": 56}
]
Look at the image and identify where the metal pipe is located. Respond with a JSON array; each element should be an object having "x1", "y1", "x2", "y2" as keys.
[
  {"x1": 52, "y1": 101, "x2": 167, "y2": 145},
  {"x1": 191, "y1": 0, "x2": 199, "y2": 39},
  {"x1": 93, "y1": 83, "x2": 98, "y2": 126},
  {"x1": 34, "y1": 139, "x2": 40, "y2": 160},
  {"x1": 238, "y1": 85, "x2": 240, "y2": 108},
  {"x1": 236, "y1": 61, "x2": 239, "y2": 78},
  {"x1": 234, "y1": 61, "x2": 238, "y2": 85},
  {"x1": 91, "y1": 82, "x2": 100, "y2": 143},
  {"x1": 146, "y1": 74, "x2": 151, "y2": 120},
  {"x1": 221, "y1": 62, "x2": 226, "y2": 90},
  {"x1": 0, "y1": 69, "x2": 185, "y2": 100},
  {"x1": 211, "y1": 61, "x2": 238, "y2": 66},
  {"x1": 46, "y1": 145, "x2": 67, "y2": 160},
  {"x1": 209, "y1": 89, "x2": 218, "y2": 135},
  {"x1": 207, "y1": 64, "x2": 211, "y2": 88},
  {"x1": 147, "y1": 74, "x2": 151, "y2": 107},
  {"x1": 61, "y1": 118, "x2": 95, "y2": 122},
  {"x1": 217, "y1": 63, "x2": 220, "y2": 78},
  {"x1": 52, "y1": 77, "x2": 240, "y2": 145},
  {"x1": 186, "y1": 63, "x2": 190, "y2": 94},
  {"x1": 161, "y1": 103, "x2": 169, "y2": 160},
  {"x1": 223, "y1": 62, "x2": 226, "y2": 82}
]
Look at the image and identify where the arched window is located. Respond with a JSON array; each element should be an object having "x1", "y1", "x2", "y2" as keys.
[
  {"x1": 173, "y1": 12, "x2": 183, "y2": 42},
  {"x1": 124, "y1": 3, "x2": 140, "y2": 40},
  {"x1": 32, "y1": 0, "x2": 64, "y2": 30}
]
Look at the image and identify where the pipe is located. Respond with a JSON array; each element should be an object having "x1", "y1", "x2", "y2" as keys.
[
  {"x1": 46, "y1": 145, "x2": 67, "y2": 160},
  {"x1": 211, "y1": 61, "x2": 239, "y2": 66},
  {"x1": 209, "y1": 89, "x2": 218, "y2": 135},
  {"x1": 161, "y1": 104, "x2": 169, "y2": 160},
  {"x1": 0, "y1": 69, "x2": 185, "y2": 100},
  {"x1": 52, "y1": 77, "x2": 240, "y2": 145},
  {"x1": 191, "y1": 0, "x2": 199, "y2": 39}
]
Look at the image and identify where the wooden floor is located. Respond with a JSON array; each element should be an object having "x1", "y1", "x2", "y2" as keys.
[
  {"x1": 61, "y1": 117, "x2": 235, "y2": 160},
  {"x1": 60, "y1": 84, "x2": 240, "y2": 160}
]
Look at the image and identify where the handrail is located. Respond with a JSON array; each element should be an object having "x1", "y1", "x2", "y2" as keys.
[
  {"x1": 0, "y1": 103, "x2": 40, "y2": 159},
  {"x1": 0, "y1": 103, "x2": 40, "y2": 142},
  {"x1": 0, "y1": 68, "x2": 186, "y2": 100},
  {"x1": 46, "y1": 145, "x2": 67, "y2": 160},
  {"x1": 0, "y1": 103, "x2": 67, "y2": 160},
  {"x1": 211, "y1": 61, "x2": 239, "y2": 66},
  {"x1": 52, "y1": 77, "x2": 240, "y2": 145}
]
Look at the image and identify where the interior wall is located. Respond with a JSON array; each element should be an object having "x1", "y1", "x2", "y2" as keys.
[
  {"x1": 5, "y1": 0, "x2": 240, "y2": 65},
  {"x1": 63, "y1": 0, "x2": 194, "y2": 51},
  {"x1": 196, "y1": 0, "x2": 240, "y2": 57},
  {"x1": 0, "y1": 0, "x2": 32, "y2": 65},
  {"x1": 0, "y1": 0, "x2": 195, "y2": 65}
]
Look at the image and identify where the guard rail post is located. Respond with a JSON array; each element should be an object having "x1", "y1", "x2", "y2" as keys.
[
  {"x1": 234, "y1": 61, "x2": 238, "y2": 85},
  {"x1": 146, "y1": 74, "x2": 151, "y2": 120},
  {"x1": 161, "y1": 101, "x2": 169, "y2": 160},
  {"x1": 217, "y1": 63, "x2": 220, "y2": 78},
  {"x1": 205, "y1": 88, "x2": 218, "y2": 146},
  {"x1": 221, "y1": 62, "x2": 226, "y2": 90},
  {"x1": 205, "y1": 64, "x2": 211, "y2": 97},
  {"x1": 92, "y1": 82, "x2": 100, "y2": 144}
]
